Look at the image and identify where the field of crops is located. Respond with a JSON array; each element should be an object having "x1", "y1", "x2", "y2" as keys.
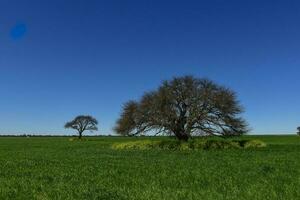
[{"x1": 0, "y1": 135, "x2": 299, "y2": 200}]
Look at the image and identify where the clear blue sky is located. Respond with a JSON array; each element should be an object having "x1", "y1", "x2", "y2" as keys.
[{"x1": 0, "y1": 0, "x2": 299, "y2": 135}]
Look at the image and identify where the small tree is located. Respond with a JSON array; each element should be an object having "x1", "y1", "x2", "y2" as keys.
[
  {"x1": 65, "y1": 115, "x2": 98, "y2": 139},
  {"x1": 115, "y1": 75, "x2": 248, "y2": 141},
  {"x1": 297, "y1": 127, "x2": 300, "y2": 136}
]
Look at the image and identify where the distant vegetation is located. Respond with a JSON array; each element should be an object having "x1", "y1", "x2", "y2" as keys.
[
  {"x1": 297, "y1": 127, "x2": 300, "y2": 136},
  {"x1": 65, "y1": 115, "x2": 98, "y2": 139},
  {"x1": 115, "y1": 75, "x2": 248, "y2": 141}
]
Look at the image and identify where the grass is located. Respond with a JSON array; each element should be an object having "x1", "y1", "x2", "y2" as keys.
[{"x1": 0, "y1": 135, "x2": 299, "y2": 199}]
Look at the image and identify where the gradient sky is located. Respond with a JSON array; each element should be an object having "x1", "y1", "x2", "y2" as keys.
[{"x1": 0, "y1": 0, "x2": 299, "y2": 135}]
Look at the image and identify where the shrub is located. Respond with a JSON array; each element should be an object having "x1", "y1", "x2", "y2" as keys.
[
  {"x1": 187, "y1": 139, "x2": 206, "y2": 149},
  {"x1": 111, "y1": 140, "x2": 160, "y2": 150},
  {"x1": 179, "y1": 142, "x2": 190, "y2": 151},
  {"x1": 188, "y1": 139, "x2": 242, "y2": 150},
  {"x1": 204, "y1": 140, "x2": 241, "y2": 150},
  {"x1": 69, "y1": 138, "x2": 89, "y2": 142},
  {"x1": 158, "y1": 140, "x2": 182, "y2": 150},
  {"x1": 243, "y1": 140, "x2": 267, "y2": 148},
  {"x1": 111, "y1": 138, "x2": 266, "y2": 151}
]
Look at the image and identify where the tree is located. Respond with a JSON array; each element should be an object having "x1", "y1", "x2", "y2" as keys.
[
  {"x1": 297, "y1": 127, "x2": 300, "y2": 136},
  {"x1": 65, "y1": 115, "x2": 98, "y2": 139},
  {"x1": 115, "y1": 76, "x2": 248, "y2": 141}
]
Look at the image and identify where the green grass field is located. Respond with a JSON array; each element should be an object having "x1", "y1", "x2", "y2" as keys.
[{"x1": 0, "y1": 135, "x2": 299, "y2": 200}]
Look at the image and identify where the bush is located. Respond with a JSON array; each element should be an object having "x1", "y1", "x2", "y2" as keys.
[
  {"x1": 205, "y1": 140, "x2": 241, "y2": 149},
  {"x1": 111, "y1": 138, "x2": 267, "y2": 151},
  {"x1": 111, "y1": 140, "x2": 160, "y2": 150},
  {"x1": 69, "y1": 138, "x2": 89, "y2": 142},
  {"x1": 187, "y1": 139, "x2": 206, "y2": 149},
  {"x1": 243, "y1": 140, "x2": 267, "y2": 148},
  {"x1": 158, "y1": 140, "x2": 182, "y2": 150}
]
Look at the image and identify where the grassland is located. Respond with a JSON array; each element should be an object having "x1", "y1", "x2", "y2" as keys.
[{"x1": 0, "y1": 135, "x2": 299, "y2": 200}]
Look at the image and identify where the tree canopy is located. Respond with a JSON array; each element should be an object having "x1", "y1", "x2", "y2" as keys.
[
  {"x1": 115, "y1": 76, "x2": 248, "y2": 141},
  {"x1": 65, "y1": 115, "x2": 98, "y2": 139}
]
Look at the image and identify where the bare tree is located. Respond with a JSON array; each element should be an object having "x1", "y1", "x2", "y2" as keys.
[
  {"x1": 65, "y1": 115, "x2": 98, "y2": 139},
  {"x1": 115, "y1": 76, "x2": 248, "y2": 141}
]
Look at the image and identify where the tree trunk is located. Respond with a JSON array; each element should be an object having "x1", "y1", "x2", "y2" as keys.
[
  {"x1": 177, "y1": 133, "x2": 189, "y2": 141},
  {"x1": 173, "y1": 129, "x2": 189, "y2": 141},
  {"x1": 174, "y1": 119, "x2": 189, "y2": 141},
  {"x1": 78, "y1": 131, "x2": 83, "y2": 139}
]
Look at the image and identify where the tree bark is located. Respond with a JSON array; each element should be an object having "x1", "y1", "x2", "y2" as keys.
[
  {"x1": 173, "y1": 129, "x2": 190, "y2": 141},
  {"x1": 177, "y1": 133, "x2": 189, "y2": 141},
  {"x1": 78, "y1": 131, "x2": 83, "y2": 139},
  {"x1": 173, "y1": 118, "x2": 190, "y2": 141}
]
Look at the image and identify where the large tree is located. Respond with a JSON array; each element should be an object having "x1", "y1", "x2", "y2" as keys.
[
  {"x1": 65, "y1": 115, "x2": 98, "y2": 139},
  {"x1": 115, "y1": 76, "x2": 248, "y2": 141}
]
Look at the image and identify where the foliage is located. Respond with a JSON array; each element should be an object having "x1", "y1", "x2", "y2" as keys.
[
  {"x1": 115, "y1": 76, "x2": 248, "y2": 141},
  {"x1": 0, "y1": 136, "x2": 299, "y2": 199},
  {"x1": 111, "y1": 138, "x2": 266, "y2": 151},
  {"x1": 297, "y1": 127, "x2": 300, "y2": 136},
  {"x1": 69, "y1": 137, "x2": 89, "y2": 142},
  {"x1": 65, "y1": 115, "x2": 98, "y2": 139},
  {"x1": 243, "y1": 139, "x2": 267, "y2": 148},
  {"x1": 197, "y1": 139, "x2": 242, "y2": 150},
  {"x1": 111, "y1": 140, "x2": 161, "y2": 150}
]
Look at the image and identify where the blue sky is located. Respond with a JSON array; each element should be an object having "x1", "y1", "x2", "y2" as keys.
[{"x1": 0, "y1": 0, "x2": 299, "y2": 135}]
